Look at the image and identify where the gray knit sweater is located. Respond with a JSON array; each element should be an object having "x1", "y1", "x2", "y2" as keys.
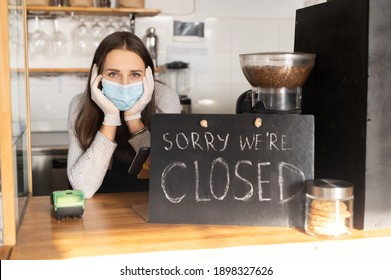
[{"x1": 67, "y1": 82, "x2": 181, "y2": 198}]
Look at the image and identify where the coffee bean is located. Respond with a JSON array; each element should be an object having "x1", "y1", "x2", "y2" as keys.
[{"x1": 243, "y1": 65, "x2": 313, "y2": 88}]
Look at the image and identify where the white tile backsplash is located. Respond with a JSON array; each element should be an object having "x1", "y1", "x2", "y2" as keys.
[
  {"x1": 189, "y1": 85, "x2": 235, "y2": 114},
  {"x1": 232, "y1": 18, "x2": 280, "y2": 52},
  {"x1": 203, "y1": 17, "x2": 232, "y2": 51},
  {"x1": 195, "y1": 51, "x2": 231, "y2": 85},
  {"x1": 196, "y1": 0, "x2": 303, "y2": 18},
  {"x1": 278, "y1": 19, "x2": 297, "y2": 52},
  {"x1": 146, "y1": 0, "x2": 195, "y2": 15},
  {"x1": 29, "y1": 0, "x2": 306, "y2": 131},
  {"x1": 29, "y1": 75, "x2": 86, "y2": 131}
]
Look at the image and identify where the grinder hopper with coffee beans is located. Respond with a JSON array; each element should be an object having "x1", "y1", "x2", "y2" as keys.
[{"x1": 236, "y1": 52, "x2": 315, "y2": 114}]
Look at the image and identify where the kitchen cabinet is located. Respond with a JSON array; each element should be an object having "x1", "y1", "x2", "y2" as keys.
[
  {"x1": 26, "y1": 5, "x2": 161, "y2": 74},
  {"x1": 31, "y1": 132, "x2": 70, "y2": 196},
  {"x1": 0, "y1": 0, "x2": 32, "y2": 246}
]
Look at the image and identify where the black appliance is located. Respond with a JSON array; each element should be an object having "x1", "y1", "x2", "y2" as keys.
[{"x1": 165, "y1": 61, "x2": 192, "y2": 114}]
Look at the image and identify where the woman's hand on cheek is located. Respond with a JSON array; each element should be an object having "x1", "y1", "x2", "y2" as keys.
[
  {"x1": 90, "y1": 64, "x2": 121, "y2": 126},
  {"x1": 124, "y1": 66, "x2": 154, "y2": 121}
]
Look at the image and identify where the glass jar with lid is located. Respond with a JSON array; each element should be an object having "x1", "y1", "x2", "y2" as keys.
[{"x1": 305, "y1": 179, "x2": 354, "y2": 239}]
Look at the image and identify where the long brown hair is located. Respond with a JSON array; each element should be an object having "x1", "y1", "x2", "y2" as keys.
[{"x1": 74, "y1": 31, "x2": 156, "y2": 150}]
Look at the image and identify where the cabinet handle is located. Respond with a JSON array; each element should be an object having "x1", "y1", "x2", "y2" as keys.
[{"x1": 52, "y1": 158, "x2": 67, "y2": 169}]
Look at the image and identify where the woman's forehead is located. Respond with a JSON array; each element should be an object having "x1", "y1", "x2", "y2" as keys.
[{"x1": 104, "y1": 49, "x2": 144, "y2": 70}]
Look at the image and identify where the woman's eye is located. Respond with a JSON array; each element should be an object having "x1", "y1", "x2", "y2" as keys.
[
  {"x1": 108, "y1": 72, "x2": 119, "y2": 78},
  {"x1": 131, "y1": 72, "x2": 141, "y2": 78}
]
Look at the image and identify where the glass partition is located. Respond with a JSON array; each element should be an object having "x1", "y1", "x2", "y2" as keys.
[{"x1": 0, "y1": 0, "x2": 31, "y2": 245}]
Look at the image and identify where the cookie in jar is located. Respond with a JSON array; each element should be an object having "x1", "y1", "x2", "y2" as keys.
[{"x1": 305, "y1": 179, "x2": 353, "y2": 239}]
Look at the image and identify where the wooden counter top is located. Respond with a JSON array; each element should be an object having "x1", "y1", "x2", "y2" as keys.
[
  {"x1": 0, "y1": 246, "x2": 12, "y2": 260},
  {"x1": 9, "y1": 192, "x2": 391, "y2": 260}
]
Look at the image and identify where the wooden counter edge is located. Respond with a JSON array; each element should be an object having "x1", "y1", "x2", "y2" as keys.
[{"x1": 8, "y1": 192, "x2": 391, "y2": 260}]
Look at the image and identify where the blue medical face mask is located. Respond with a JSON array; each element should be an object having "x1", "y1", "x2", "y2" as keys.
[{"x1": 101, "y1": 79, "x2": 143, "y2": 111}]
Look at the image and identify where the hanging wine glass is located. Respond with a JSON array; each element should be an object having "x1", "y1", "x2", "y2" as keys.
[
  {"x1": 91, "y1": 17, "x2": 104, "y2": 48},
  {"x1": 118, "y1": 17, "x2": 131, "y2": 32},
  {"x1": 52, "y1": 18, "x2": 68, "y2": 56},
  {"x1": 103, "y1": 16, "x2": 117, "y2": 37},
  {"x1": 72, "y1": 16, "x2": 92, "y2": 56},
  {"x1": 29, "y1": 16, "x2": 50, "y2": 58},
  {"x1": 8, "y1": 13, "x2": 18, "y2": 49}
]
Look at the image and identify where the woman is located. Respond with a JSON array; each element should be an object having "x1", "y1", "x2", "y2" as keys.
[{"x1": 67, "y1": 31, "x2": 181, "y2": 198}]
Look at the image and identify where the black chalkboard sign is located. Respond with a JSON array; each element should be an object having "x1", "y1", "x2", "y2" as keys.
[{"x1": 148, "y1": 114, "x2": 314, "y2": 227}]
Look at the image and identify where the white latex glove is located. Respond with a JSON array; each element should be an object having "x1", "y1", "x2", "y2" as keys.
[
  {"x1": 124, "y1": 66, "x2": 154, "y2": 121},
  {"x1": 90, "y1": 64, "x2": 121, "y2": 126}
]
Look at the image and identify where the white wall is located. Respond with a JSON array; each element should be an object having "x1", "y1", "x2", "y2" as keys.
[{"x1": 28, "y1": 0, "x2": 307, "y2": 131}]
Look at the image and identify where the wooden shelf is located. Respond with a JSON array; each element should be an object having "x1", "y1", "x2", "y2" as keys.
[
  {"x1": 29, "y1": 68, "x2": 89, "y2": 74},
  {"x1": 29, "y1": 67, "x2": 161, "y2": 74},
  {"x1": 26, "y1": 5, "x2": 160, "y2": 17},
  {"x1": 26, "y1": 6, "x2": 161, "y2": 75}
]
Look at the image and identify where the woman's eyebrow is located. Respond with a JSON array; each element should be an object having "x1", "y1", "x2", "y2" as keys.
[
  {"x1": 103, "y1": 68, "x2": 120, "y2": 72},
  {"x1": 103, "y1": 69, "x2": 143, "y2": 73},
  {"x1": 130, "y1": 69, "x2": 143, "y2": 73}
]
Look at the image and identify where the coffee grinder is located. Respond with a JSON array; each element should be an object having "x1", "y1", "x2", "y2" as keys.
[
  {"x1": 233, "y1": 52, "x2": 316, "y2": 227},
  {"x1": 236, "y1": 52, "x2": 315, "y2": 114}
]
